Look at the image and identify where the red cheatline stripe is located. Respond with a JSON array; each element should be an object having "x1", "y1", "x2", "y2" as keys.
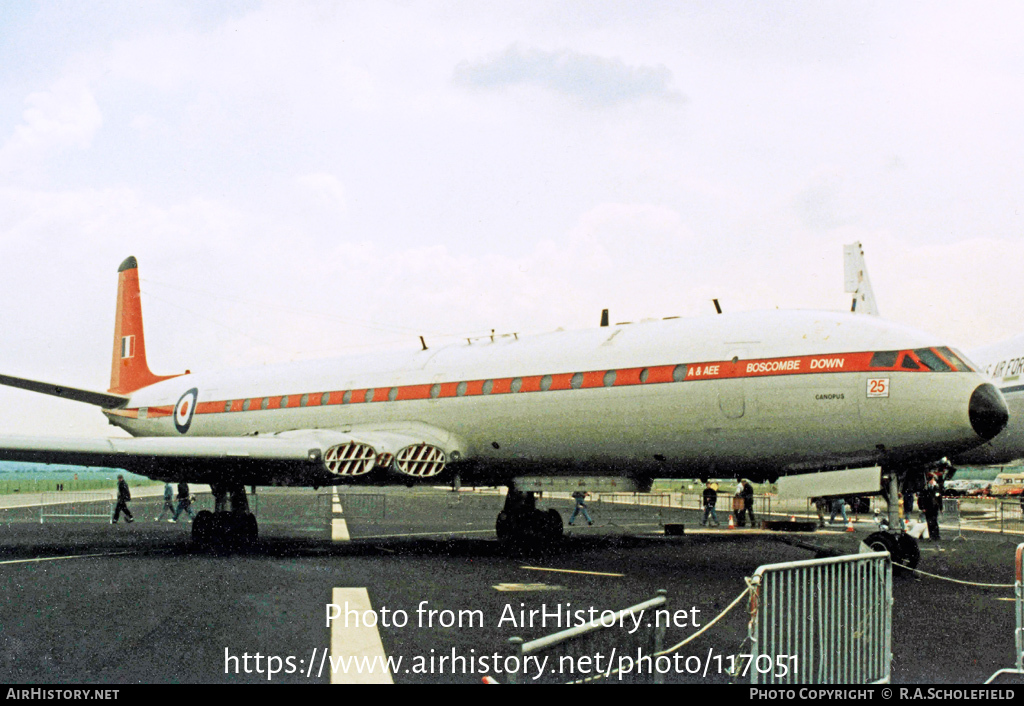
[{"x1": 124, "y1": 349, "x2": 937, "y2": 418}]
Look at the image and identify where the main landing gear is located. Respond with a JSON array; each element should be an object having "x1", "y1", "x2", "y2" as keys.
[
  {"x1": 862, "y1": 469, "x2": 920, "y2": 569},
  {"x1": 192, "y1": 483, "x2": 258, "y2": 548},
  {"x1": 495, "y1": 489, "x2": 563, "y2": 548}
]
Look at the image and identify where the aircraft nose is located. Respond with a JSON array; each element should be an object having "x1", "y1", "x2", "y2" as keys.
[{"x1": 969, "y1": 383, "x2": 1009, "y2": 440}]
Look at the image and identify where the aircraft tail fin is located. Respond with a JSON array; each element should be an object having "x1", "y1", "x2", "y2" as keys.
[
  {"x1": 843, "y1": 242, "x2": 880, "y2": 316},
  {"x1": 109, "y1": 256, "x2": 182, "y2": 394}
]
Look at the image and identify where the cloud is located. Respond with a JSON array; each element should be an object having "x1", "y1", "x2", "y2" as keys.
[
  {"x1": 453, "y1": 44, "x2": 684, "y2": 107},
  {"x1": 0, "y1": 77, "x2": 102, "y2": 169}
]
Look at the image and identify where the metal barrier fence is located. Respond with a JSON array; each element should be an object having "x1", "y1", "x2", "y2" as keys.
[
  {"x1": 332, "y1": 492, "x2": 386, "y2": 521},
  {"x1": 589, "y1": 493, "x2": 690, "y2": 527},
  {"x1": 1000, "y1": 502, "x2": 1024, "y2": 537},
  {"x1": 986, "y1": 543, "x2": 1024, "y2": 683},
  {"x1": 505, "y1": 590, "x2": 668, "y2": 684},
  {"x1": 38, "y1": 491, "x2": 115, "y2": 523},
  {"x1": 747, "y1": 551, "x2": 892, "y2": 684}
]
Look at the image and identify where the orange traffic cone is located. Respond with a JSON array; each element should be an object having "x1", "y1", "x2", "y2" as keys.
[
  {"x1": 846, "y1": 519, "x2": 855, "y2": 532},
  {"x1": 728, "y1": 514, "x2": 735, "y2": 529},
  {"x1": 790, "y1": 515, "x2": 796, "y2": 522}
]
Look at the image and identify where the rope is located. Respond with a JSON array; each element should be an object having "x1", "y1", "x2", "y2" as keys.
[
  {"x1": 908, "y1": 565, "x2": 1015, "y2": 589},
  {"x1": 564, "y1": 584, "x2": 752, "y2": 684}
]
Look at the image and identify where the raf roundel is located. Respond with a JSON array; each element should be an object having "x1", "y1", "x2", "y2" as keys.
[{"x1": 174, "y1": 388, "x2": 199, "y2": 434}]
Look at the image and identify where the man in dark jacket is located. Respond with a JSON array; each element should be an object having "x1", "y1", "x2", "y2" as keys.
[
  {"x1": 171, "y1": 481, "x2": 196, "y2": 522},
  {"x1": 112, "y1": 474, "x2": 133, "y2": 524},
  {"x1": 918, "y1": 477, "x2": 943, "y2": 541},
  {"x1": 740, "y1": 480, "x2": 756, "y2": 527},
  {"x1": 701, "y1": 482, "x2": 719, "y2": 526}
]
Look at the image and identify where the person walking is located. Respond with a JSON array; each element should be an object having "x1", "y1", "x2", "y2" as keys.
[
  {"x1": 171, "y1": 481, "x2": 196, "y2": 522},
  {"x1": 829, "y1": 497, "x2": 848, "y2": 525},
  {"x1": 112, "y1": 474, "x2": 134, "y2": 524},
  {"x1": 155, "y1": 482, "x2": 175, "y2": 521},
  {"x1": 568, "y1": 490, "x2": 593, "y2": 526},
  {"x1": 701, "y1": 482, "x2": 720, "y2": 526}
]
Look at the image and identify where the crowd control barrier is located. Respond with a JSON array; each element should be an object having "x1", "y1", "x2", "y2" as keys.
[
  {"x1": 747, "y1": 551, "x2": 892, "y2": 684},
  {"x1": 505, "y1": 590, "x2": 668, "y2": 684}
]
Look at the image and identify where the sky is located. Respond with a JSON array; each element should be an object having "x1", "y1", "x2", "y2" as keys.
[{"x1": 2, "y1": 1, "x2": 1024, "y2": 437}]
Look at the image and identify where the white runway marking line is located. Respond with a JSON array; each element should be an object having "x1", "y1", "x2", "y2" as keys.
[
  {"x1": 0, "y1": 551, "x2": 134, "y2": 566},
  {"x1": 332, "y1": 518, "x2": 351, "y2": 541},
  {"x1": 330, "y1": 588, "x2": 394, "y2": 684},
  {"x1": 520, "y1": 565, "x2": 625, "y2": 577},
  {"x1": 330, "y1": 487, "x2": 349, "y2": 541}
]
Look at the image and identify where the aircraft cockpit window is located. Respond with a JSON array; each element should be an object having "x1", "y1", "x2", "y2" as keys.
[
  {"x1": 937, "y1": 346, "x2": 974, "y2": 372},
  {"x1": 900, "y1": 354, "x2": 921, "y2": 370},
  {"x1": 869, "y1": 351, "x2": 899, "y2": 368},
  {"x1": 913, "y1": 348, "x2": 953, "y2": 372}
]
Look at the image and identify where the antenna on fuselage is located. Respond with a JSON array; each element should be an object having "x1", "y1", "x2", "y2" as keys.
[
  {"x1": 600, "y1": 309, "x2": 609, "y2": 327},
  {"x1": 713, "y1": 299, "x2": 722, "y2": 314}
]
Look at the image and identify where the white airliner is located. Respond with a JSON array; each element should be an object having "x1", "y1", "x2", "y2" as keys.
[
  {"x1": 842, "y1": 242, "x2": 1024, "y2": 467},
  {"x1": 0, "y1": 257, "x2": 1009, "y2": 563}
]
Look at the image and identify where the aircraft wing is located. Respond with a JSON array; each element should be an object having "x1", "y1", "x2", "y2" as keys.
[
  {"x1": 0, "y1": 373, "x2": 128, "y2": 409},
  {"x1": 0, "y1": 424, "x2": 462, "y2": 487}
]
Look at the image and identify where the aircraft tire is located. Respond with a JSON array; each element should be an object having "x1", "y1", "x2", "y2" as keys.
[
  {"x1": 863, "y1": 531, "x2": 919, "y2": 570},
  {"x1": 495, "y1": 511, "x2": 512, "y2": 542},
  {"x1": 244, "y1": 513, "x2": 258, "y2": 543},
  {"x1": 863, "y1": 531, "x2": 898, "y2": 558},
  {"x1": 896, "y1": 533, "x2": 921, "y2": 569},
  {"x1": 544, "y1": 509, "x2": 563, "y2": 541},
  {"x1": 192, "y1": 510, "x2": 214, "y2": 545}
]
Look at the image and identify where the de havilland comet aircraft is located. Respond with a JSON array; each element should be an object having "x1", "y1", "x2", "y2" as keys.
[{"x1": 0, "y1": 257, "x2": 1009, "y2": 564}]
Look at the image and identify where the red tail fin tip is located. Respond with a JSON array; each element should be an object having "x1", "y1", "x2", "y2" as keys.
[{"x1": 109, "y1": 256, "x2": 182, "y2": 394}]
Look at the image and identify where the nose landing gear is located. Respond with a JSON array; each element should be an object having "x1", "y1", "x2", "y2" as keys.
[
  {"x1": 862, "y1": 469, "x2": 920, "y2": 569},
  {"x1": 495, "y1": 489, "x2": 563, "y2": 549}
]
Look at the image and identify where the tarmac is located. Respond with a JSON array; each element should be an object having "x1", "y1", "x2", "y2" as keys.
[{"x1": 0, "y1": 486, "x2": 1021, "y2": 684}]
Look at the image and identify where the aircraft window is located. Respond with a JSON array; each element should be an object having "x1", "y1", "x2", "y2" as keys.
[
  {"x1": 482, "y1": 380, "x2": 493, "y2": 395},
  {"x1": 603, "y1": 370, "x2": 617, "y2": 387},
  {"x1": 570, "y1": 373, "x2": 584, "y2": 389},
  {"x1": 261, "y1": 397, "x2": 270, "y2": 410},
  {"x1": 639, "y1": 368, "x2": 649, "y2": 383},
  {"x1": 429, "y1": 384, "x2": 440, "y2": 399},
  {"x1": 388, "y1": 388, "x2": 398, "y2": 401},
  {"x1": 510, "y1": 378, "x2": 522, "y2": 393},
  {"x1": 869, "y1": 351, "x2": 899, "y2": 368},
  {"x1": 366, "y1": 389, "x2": 375, "y2": 402},
  {"x1": 540, "y1": 375, "x2": 552, "y2": 391},
  {"x1": 457, "y1": 381, "x2": 468, "y2": 396},
  {"x1": 280, "y1": 396, "x2": 289, "y2": 408},
  {"x1": 900, "y1": 354, "x2": 920, "y2": 370},
  {"x1": 242, "y1": 399, "x2": 251, "y2": 411},
  {"x1": 913, "y1": 348, "x2": 952, "y2": 372},
  {"x1": 342, "y1": 391, "x2": 351, "y2": 404},
  {"x1": 322, "y1": 392, "x2": 331, "y2": 405},
  {"x1": 937, "y1": 347, "x2": 973, "y2": 372},
  {"x1": 224, "y1": 401, "x2": 232, "y2": 412},
  {"x1": 672, "y1": 364, "x2": 687, "y2": 382},
  {"x1": 300, "y1": 394, "x2": 309, "y2": 407}
]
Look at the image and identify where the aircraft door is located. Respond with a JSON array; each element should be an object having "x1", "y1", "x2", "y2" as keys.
[{"x1": 719, "y1": 350, "x2": 746, "y2": 419}]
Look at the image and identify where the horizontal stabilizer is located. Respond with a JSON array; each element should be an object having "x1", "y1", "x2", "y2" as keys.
[{"x1": 0, "y1": 374, "x2": 129, "y2": 409}]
